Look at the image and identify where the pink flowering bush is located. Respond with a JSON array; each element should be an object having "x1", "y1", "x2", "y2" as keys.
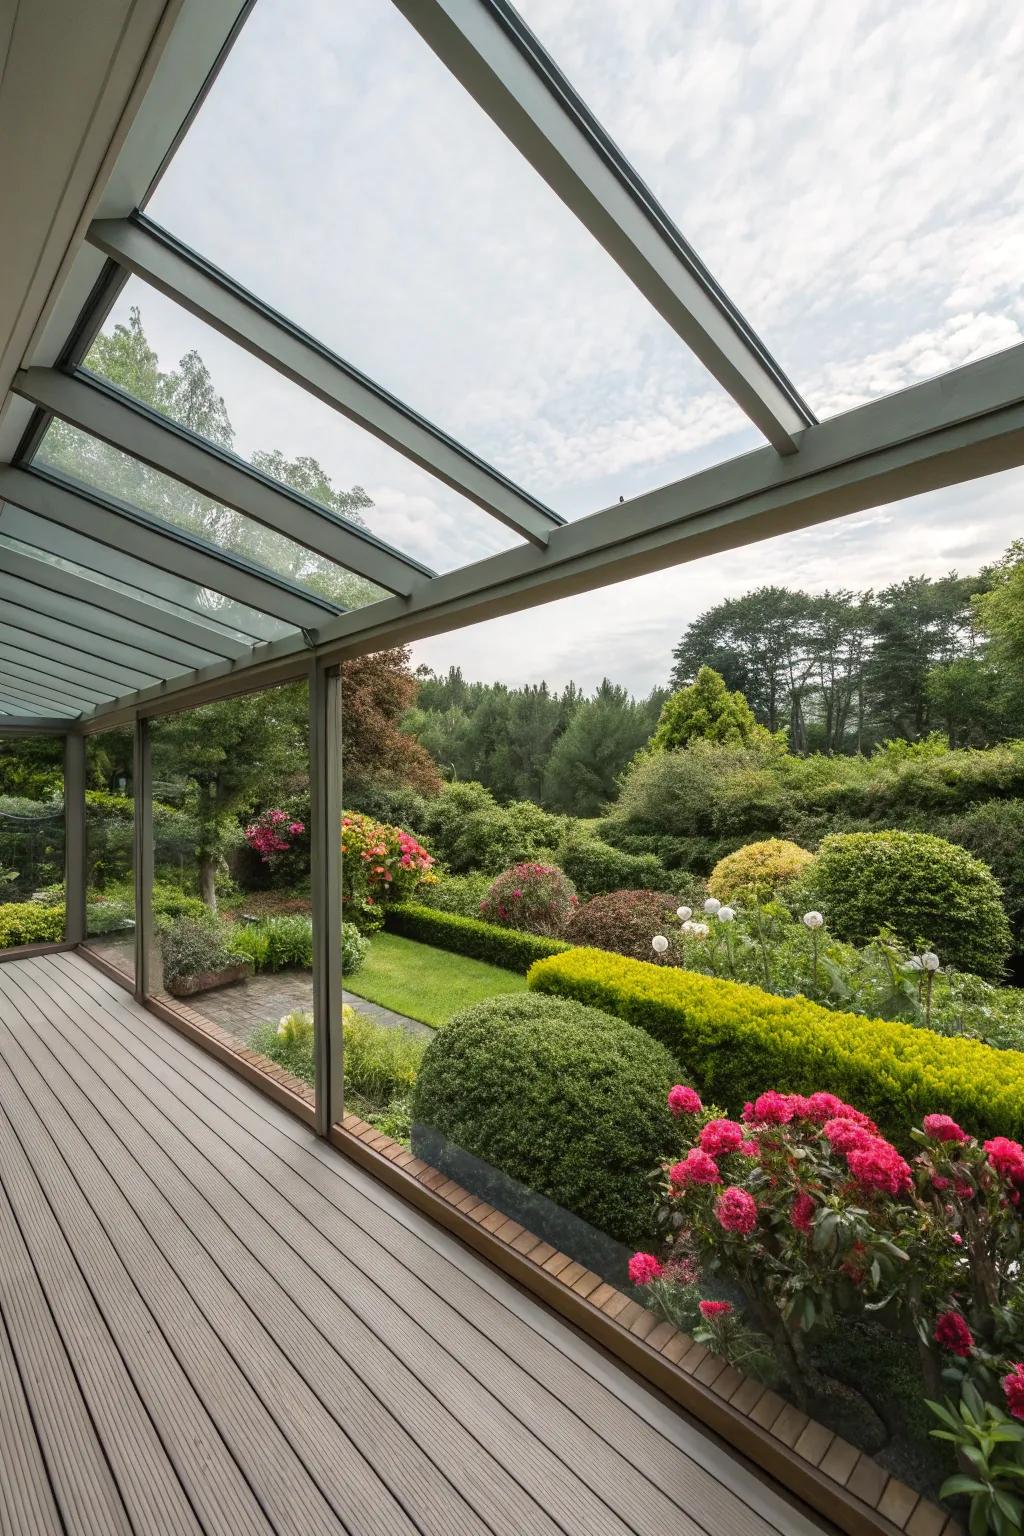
[
  {"x1": 478, "y1": 862, "x2": 577, "y2": 937},
  {"x1": 633, "y1": 1081, "x2": 1024, "y2": 1436},
  {"x1": 341, "y1": 811, "x2": 434, "y2": 930},
  {"x1": 244, "y1": 808, "x2": 305, "y2": 863}
]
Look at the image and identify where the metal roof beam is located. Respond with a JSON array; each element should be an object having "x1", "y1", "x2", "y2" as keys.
[
  {"x1": 0, "y1": 464, "x2": 329, "y2": 634},
  {"x1": 0, "y1": 649, "x2": 116, "y2": 704},
  {"x1": 0, "y1": 621, "x2": 160, "y2": 691},
  {"x1": 16, "y1": 362, "x2": 431, "y2": 595},
  {"x1": 389, "y1": 0, "x2": 814, "y2": 454},
  {"x1": 0, "y1": 675, "x2": 85, "y2": 715},
  {"x1": 86, "y1": 213, "x2": 562, "y2": 545},
  {"x1": 0, "y1": 577, "x2": 220, "y2": 672},
  {"x1": 0, "y1": 543, "x2": 248, "y2": 662}
]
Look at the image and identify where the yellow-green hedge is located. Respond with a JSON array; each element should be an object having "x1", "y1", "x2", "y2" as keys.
[
  {"x1": 527, "y1": 947, "x2": 1024, "y2": 1145},
  {"x1": 0, "y1": 902, "x2": 64, "y2": 949}
]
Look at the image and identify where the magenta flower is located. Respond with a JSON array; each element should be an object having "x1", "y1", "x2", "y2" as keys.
[
  {"x1": 699, "y1": 1119, "x2": 746, "y2": 1157},
  {"x1": 698, "y1": 1299, "x2": 732, "y2": 1320},
  {"x1": 846, "y1": 1138, "x2": 913, "y2": 1197},
  {"x1": 1002, "y1": 1364, "x2": 1024, "y2": 1422},
  {"x1": 669, "y1": 1149, "x2": 721, "y2": 1187},
  {"x1": 667, "y1": 1084, "x2": 702, "y2": 1116},
  {"x1": 790, "y1": 1192, "x2": 815, "y2": 1234},
  {"x1": 744, "y1": 1091, "x2": 794, "y2": 1126},
  {"x1": 985, "y1": 1137, "x2": 1024, "y2": 1184},
  {"x1": 714, "y1": 1186, "x2": 758, "y2": 1234},
  {"x1": 922, "y1": 1113, "x2": 967, "y2": 1144},
  {"x1": 933, "y1": 1310, "x2": 974, "y2": 1358},
  {"x1": 628, "y1": 1252, "x2": 663, "y2": 1286}
]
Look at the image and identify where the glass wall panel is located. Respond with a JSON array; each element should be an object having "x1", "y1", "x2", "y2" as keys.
[
  {"x1": 0, "y1": 737, "x2": 65, "y2": 949},
  {"x1": 147, "y1": 0, "x2": 759, "y2": 520},
  {"x1": 513, "y1": 0, "x2": 1024, "y2": 418},
  {"x1": 148, "y1": 682, "x2": 315, "y2": 1105},
  {"x1": 84, "y1": 727, "x2": 135, "y2": 979}
]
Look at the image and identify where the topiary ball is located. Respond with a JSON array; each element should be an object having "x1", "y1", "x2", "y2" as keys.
[
  {"x1": 708, "y1": 838, "x2": 813, "y2": 904},
  {"x1": 564, "y1": 888, "x2": 681, "y2": 961},
  {"x1": 799, "y1": 830, "x2": 1012, "y2": 979},
  {"x1": 411, "y1": 993, "x2": 683, "y2": 1244}
]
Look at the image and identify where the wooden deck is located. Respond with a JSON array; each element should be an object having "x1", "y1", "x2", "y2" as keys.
[{"x1": 0, "y1": 951, "x2": 830, "y2": 1536}]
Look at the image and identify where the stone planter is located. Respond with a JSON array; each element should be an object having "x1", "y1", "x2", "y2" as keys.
[{"x1": 167, "y1": 960, "x2": 253, "y2": 997}]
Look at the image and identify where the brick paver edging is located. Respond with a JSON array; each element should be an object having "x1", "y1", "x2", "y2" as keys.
[{"x1": 335, "y1": 1111, "x2": 961, "y2": 1536}]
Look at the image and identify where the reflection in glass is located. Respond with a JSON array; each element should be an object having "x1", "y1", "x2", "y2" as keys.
[
  {"x1": 148, "y1": 683, "x2": 315, "y2": 1104},
  {"x1": 84, "y1": 727, "x2": 134, "y2": 978},
  {"x1": 0, "y1": 737, "x2": 65, "y2": 948}
]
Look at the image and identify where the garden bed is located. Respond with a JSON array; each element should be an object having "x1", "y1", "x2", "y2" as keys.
[{"x1": 166, "y1": 960, "x2": 253, "y2": 997}]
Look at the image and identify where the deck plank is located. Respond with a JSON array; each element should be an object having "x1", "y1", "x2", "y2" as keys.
[{"x1": 0, "y1": 952, "x2": 829, "y2": 1536}]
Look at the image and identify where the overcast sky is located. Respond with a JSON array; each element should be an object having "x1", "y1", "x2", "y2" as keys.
[{"x1": 121, "y1": 0, "x2": 1024, "y2": 694}]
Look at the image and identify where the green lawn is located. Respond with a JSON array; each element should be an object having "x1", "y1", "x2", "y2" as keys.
[{"x1": 345, "y1": 931, "x2": 526, "y2": 1028}]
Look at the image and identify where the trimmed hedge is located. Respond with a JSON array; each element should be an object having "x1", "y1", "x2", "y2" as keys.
[
  {"x1": 411, "y1": 993, "x2": 683, "y2": 1243},
  {"x1": 0, "y1": 902, "x2": 65, "y2": 949},
  {"x1": 557, "y1": 832, "x2": 673, "y2": 898},
  {"x1": 384, "y1": 902, "x2": 569, "y2": 974},
  {"x1": 527, "y1": 947, "x2": 1024, "y2": 1145}
]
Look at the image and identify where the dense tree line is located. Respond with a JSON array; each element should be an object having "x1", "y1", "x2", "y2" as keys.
[
  {"x1": 670, "y1": 561, "x2": 1024, "y2": 754},
  {"x1": 404, "y1": 670, "x2": 667, "y2": 816}
]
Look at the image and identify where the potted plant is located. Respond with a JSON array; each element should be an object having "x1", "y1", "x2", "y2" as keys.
[{"x1": 159, "y1": 914, "x2": 252, "y2": 997}]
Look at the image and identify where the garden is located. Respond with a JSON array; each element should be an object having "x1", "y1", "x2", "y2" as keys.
[{"x1": 9, "y1": 652, "x2": 1024, "y2": 1530}]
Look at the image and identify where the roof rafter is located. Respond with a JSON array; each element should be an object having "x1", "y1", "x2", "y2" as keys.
[
  {"x1": 86, "y1": 213, "x2": 563, "y2": 545},
  {"x1": 15, "y1": 363, "x2": 431, "y2": 597},
  {"x1": 390, "y1": 0, "x2": 815, "y2": 454},
  {"x1": 0, "y1": 674, "x2": 85, "y2": 715},
  {"x1": 0, "y1": 620, "x2": 160, "y2": 690},
  {"x1": 0, "y1": 464, "x2": 334, "y2": 635},
  {"x1": 0, "y1": 648, "x2": 116, "y2": 704}
]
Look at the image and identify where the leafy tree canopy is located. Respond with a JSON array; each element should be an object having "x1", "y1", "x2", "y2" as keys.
[{"x1": 648, "y1": 666, "x2": 771, "y2": 752}]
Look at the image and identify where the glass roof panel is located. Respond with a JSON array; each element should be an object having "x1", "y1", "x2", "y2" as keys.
[
  {"x1": 83, "y1": 276, "x2": 520, "y2": 572},
  {"x1": 34, "y1": 421, "x2": 389, "y2": 609},
  {"x1": 0, "y1": 504, "x2": 290, "y2": 644},
  {"x1": 144, "y1": 0, "x2": 760, "y2": 520},
  {"x1": 511, "y1": 0, "x2": 1024, "y2": 420}
]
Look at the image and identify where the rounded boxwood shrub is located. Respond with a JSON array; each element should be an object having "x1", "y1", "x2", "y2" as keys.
[
  {"x1": 708, "y1": 838, "x2": 813, "y2": 904},
  {"x1": 479, "y1": 862, "x2": 577, "y2": 936},
  {"x1": 557, "y1": 830, "x2": 673, "y2": 898},
  {"x1": 411, "y1": 994, "x2": 682, "y2": 1243},
  {"x1": 799, "y1": 830, "x2": 1012, "y2": 979},
  {"x1": 564, "y1": 888, "x2": 680, "y2": 961}
]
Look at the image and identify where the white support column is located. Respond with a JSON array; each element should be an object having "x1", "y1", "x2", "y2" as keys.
[{"x1": 309, "y1": 660, "x2": 344, "y2": 1135}]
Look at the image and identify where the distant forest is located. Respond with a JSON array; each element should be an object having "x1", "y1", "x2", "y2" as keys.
[{"x1": 407, "y1": 544, "x2": 1024, "y2": 813}]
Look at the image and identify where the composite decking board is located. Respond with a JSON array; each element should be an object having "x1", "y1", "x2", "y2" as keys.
[
  {"x1": 2, "y1": 968, "x2": 503, "y2": 1536},
  {"x1": 0, "y1": 1300, "x2": 65, "y2": 1536},
  {"x1": 34, "y1": 965, "x2": 738, "y2": 1536},
  {"x1": 0, "y1": 966, "x2": 454, "y2": 1536},
  {"x1": 0, "y1": 1058, "x2": 203, "y2": 1536},
  {"x1": 0, "y1": 1134, "x2": 133, "y2": 1536},
  {"x1": 50, "y1": 957, "x2": 823, "y2": 1536},
  {"x1": 0, "y1": 970, "x2": 355, "y2": 1536},
  {"x1": 2, "y1": 953, "x2": 829, "y2": 1536},
  {"x1": 25, "y1": 961, "x2": 635, "y2": 1536}
]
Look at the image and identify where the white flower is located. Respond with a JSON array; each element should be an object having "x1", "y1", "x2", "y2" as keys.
[
  {"x1": 802, "y1": 911, "x2": 824, "y2": 930},
  {"x1": 906, "y1": 955, "x2": 923, "y2": 971},
  {"x1": 676, "y1": 906, "x2": 692, "y2": 922},
  {"x1": 704, "y1": 897, "x2": 721, "y2": 915},
  {"x1": 717, "y1": 905, "x2": 735, "y2": 923},
  {"x1": 680, "y1": 920, "x2": 695, "y2": 934},
  {"x1": 921, "y1": 951, "x2": 940, "y2": 972},
  {"x1": 279, "y1": 1014, "x2": 291, "y2": 1027},
  {"x1": 691, "y1": 921, "x2": 710, "y2": 938},
  {"x1": 651, "y1": 934, "x2": 669, "y2": 954}
]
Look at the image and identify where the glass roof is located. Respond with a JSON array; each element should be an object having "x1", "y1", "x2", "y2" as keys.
[
  {"x1": 82, "y1": 277, "x2": 521, "y2": 572},
  {"x1": 145, "y1": 0, "x2": 760, "y2": 519},
  {"x1": 512, "y1": 0, "x2": 1024, "y2": 420},
  {"x1": 34, "y1": 421, "x2": 389, "y2": 610}
]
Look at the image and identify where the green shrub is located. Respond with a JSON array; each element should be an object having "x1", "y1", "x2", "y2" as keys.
[
  {"x1": 230, "y1": 913, "x2": 314, "y2": 972},
  {"x1": 936, "y1": 799, "x2": 1024, "y2": 954},
  {"x1": 418, "y1": 782, "x2": 564, "y2": 874},
  {"x1": 151, "y1": 884, "x2": 210, "y2": 922},
  {"x1": 248, "y1": 1015, "x2": 314, "y2": 1084},
  {"x1": 799, "y1": 830, "x2": 1012, "y2": 978},
  {"x1": 344, "y1": 1008, "x2": 426, "y2": 1104},
  {"x1": 479, "y1": 862, "x2": 577, "y2": 935},
  {"x1": 558, "y1": 830, "x2": 673, "y2": 897},
  {"x1": 528, "y1": 947, "x2": 1024, "y2": 1146},
  {"x1": 342, "y1": 922, "x2": 369, "y2": 974},
  {"x1": 707, "y1": 838, "x2": 813, "y2": 903},
  {"x1": 414, "y1": 870, "x2": 492, "y2": 917},
  {"x1": 564, "y1": 888, "x2": 681, "y2": 962},
  {"x1": 0, "y1": 901, "x2": 64, "y2": 948},
  {"x1": 384, "y1": 903, "x2": 569, "y2": 973},
  {"x1": 159, "y1": 915, "x2": 244, "y2": 984},
  {"x1": 411, "y1": 993, "x2": 683, "y2": 1243}
]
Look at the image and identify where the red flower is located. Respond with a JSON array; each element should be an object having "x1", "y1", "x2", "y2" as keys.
[
  {"x1": 985, "y1": 1137, "x2": 1024, "y2": 1184},
  {"x1": 698, "y1": 1300, "x2": 733, "y2": 1320},
  {"x1": 922, "y1": 1113, "x2": 967, "y2": 1144},
  {"x1": 714, "y1": 1186, "x2": 758, "y2": 1234},
  {"x1": 743, "y1": 1091, "x2": 794, "y2": 1126},
  {"x1": 667, "y1": 1084, "x2": 702, "y2": 1116},
  {"x1": 846, "y1": 1138, "x2": 913, "y2": 1197},
  {"x1": 669, "y1": 1149, "x2": 721, "y2": 1187},
  {"x1": 699, "y1": 1119, "x2": 746, "y2": 1157},
  {"x1": 1002, "y1": 1364, "x2": 1024, "y2": 1422},
  {"x1": 933, "y1": 1310, "x2": 974, "y2": 1358},
  {"x1": 628, "y1": 1252, "x2": 663, "y2": 1286},
  {"x1": 823, "y1": 1118, "x2": 875, "y2": 1155},
  {"x1": 790, "y1": 1192, "x2": 815, "y2": 1233}
]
